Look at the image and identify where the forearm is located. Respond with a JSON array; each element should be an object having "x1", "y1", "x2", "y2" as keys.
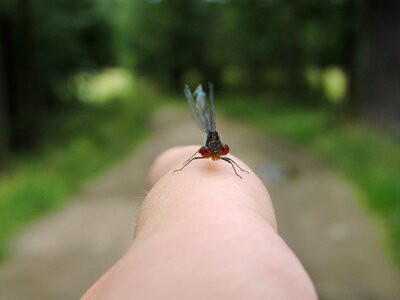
[{"x1": 82, "y1": 146, "x2": 317, "y2": 300}]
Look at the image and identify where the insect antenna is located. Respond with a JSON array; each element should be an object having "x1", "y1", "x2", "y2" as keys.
[{"x1": 181, "y1": 149, "x2": 200, "y2": 165}]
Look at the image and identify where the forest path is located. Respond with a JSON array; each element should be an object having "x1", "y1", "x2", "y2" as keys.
[{"x1": 0, "y1": 106, "x2": 399, "y2": 300}]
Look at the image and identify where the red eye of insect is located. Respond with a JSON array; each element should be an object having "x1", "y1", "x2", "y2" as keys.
[
  {"x1": 220, "y1": 144, "x2": 230, "y2": 156},
  {"x1": 199, "y1": 146, "x2": 211, "y2": 158}
]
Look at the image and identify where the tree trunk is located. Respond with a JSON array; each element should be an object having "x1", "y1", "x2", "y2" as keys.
[
  {"x1": 11, "y1": 0, "x2": 43, "y2": 149},
  {"x1": 0, "y1": 13, "x2": 11, "y2": 170},
  {"x1": 361, "y1": 0, "x2": 400, "y2": 122},
  {"x1": 285, "y1": 0, "x2": 302, "y2": 98},
  {"x1": 342, "y1": 1, "x2": 363, "y2": 117}
]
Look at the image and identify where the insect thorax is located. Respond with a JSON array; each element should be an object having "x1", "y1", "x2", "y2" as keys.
[{"x1": 205, "y1": 131, "x2": 223, "y2": 155}]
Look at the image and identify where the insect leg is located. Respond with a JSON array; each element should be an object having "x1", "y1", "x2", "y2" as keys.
[
  {"x1": 221, "y1": 157, "x2": 243, "y2": 179},
  {"x1": 173, "y1": 156, "x2": 205, "y2": 173},
  {"x1": 222, "y1": 157, "x2": 249, "y2": 174},
  {"x1": 181, "y1": 149, "x2": 200, "y2": 165}
]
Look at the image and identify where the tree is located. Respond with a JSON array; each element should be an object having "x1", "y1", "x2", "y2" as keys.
[
  {"x1": 361, "y1": 0, "x2": 400, "y2": 122},
  {"x1": 0, "y1": 15, "x2": 10, "y2": 170},
  {"x1": 125, "y1": 0, "x2": 212, "y2": 89},
  {"x1": 10, "y1": 0, "x2": 42, "y2": 149},
  {"x1": 0, "y1": 0, "x2": 115, "y2": 169}
]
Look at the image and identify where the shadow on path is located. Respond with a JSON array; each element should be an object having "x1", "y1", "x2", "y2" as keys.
[{"x1": 0, "y1": 106, "x2": 399, "y2": 299}]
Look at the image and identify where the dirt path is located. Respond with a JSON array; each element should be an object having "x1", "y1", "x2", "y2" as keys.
[{"x1": 0, "y1": 107, "x2": 399, "y2": 299}]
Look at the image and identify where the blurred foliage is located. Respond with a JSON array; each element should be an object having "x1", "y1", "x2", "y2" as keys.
[
  {"x1": 119, "y1": 0, "x2": 362, "y2": 99},
  {"x1": 33, "y1": 0, "x2": 114, "y2": 97},
  {"x1": 75, "y1": 68, "x2": 135, "y2": 103},
  {"x1": 0, "y1": 72, "x2": 153, "y2": 260},
  {"x1": 222, "y1": 96, "x2": 400, "y2": 264},
  {"x1": 0, "y1": 0, "x2": 115, "y2": 156},
  {"x1": 322, "y1": 67, "x2": 347, "y2": 103},
  {"x1": 121, "y1": 0, "x2": 212, "y2": 89},
  {"x1": 1, "y1": 0, "x2": 399, "y2": 267}
]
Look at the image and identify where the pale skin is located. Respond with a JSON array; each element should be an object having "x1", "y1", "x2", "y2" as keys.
[{"x1": 82, "y1": 146, "x2": 318, "y2": 300}]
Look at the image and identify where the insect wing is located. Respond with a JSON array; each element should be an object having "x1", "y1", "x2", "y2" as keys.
[
  {"x1": 194, "y1": 85, "x2": 212, "y2": 132},
  {"x1": 208, "y1": 83, "x2": 216, "y2": 132},
  {"x1": 184, "y1": 84, "x2": 210, "y2": 132}
]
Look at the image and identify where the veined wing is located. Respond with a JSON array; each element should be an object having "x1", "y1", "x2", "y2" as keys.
[
  {"x1": 184, "y1": 84, "x2": 212, "y2": 132},
  {"x1": 208, "y1": 83, "x2": 216, "y2": 132}
]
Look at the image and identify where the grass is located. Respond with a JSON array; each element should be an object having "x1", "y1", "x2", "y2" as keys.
[
  {"x1": 221, "y1": 95, "x2": 400, "y2": 264},
  {"x1": 0, "y1": 80, "x2": 153, "y2": 260}
]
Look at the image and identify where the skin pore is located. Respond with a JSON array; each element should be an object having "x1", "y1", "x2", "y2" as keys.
[{"x1": 82, "y1": 146, "x2": 317, "y2": 300}]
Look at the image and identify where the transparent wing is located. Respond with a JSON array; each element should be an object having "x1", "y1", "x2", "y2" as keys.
[
  {"x1": 194, "y1": 85, "x2": 212, "y2": 131},
  {"x1": 208, "y1": 82, "x2": 216, "y2": 132},
  {"x1": 184, "y1": 84, "x2": 211, "y2": 132}
]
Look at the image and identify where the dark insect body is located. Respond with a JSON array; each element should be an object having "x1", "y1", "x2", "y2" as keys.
[{"x1": 173, "y1": 83, "x2": 248, "y2": 179}]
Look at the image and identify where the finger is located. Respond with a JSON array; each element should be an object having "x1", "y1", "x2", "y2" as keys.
[
  {"x1": 82, "y1": 147, "x2": 317, "y2": 300},
  {"x1": 146, "y1": 145, "x2": 277, "y2": 231}
]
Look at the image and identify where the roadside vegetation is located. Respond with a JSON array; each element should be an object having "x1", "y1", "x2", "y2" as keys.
[
  {"x1": 0, "y1": 70, "x2": 152, "y2": 260},
  {"x1": 221, "y1": 96, "x2": 400, "y2": 264}
]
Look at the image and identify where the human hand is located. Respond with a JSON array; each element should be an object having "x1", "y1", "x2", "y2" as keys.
[{"x1": 82, "y1": 146, "x2": 317, "y2": 300}]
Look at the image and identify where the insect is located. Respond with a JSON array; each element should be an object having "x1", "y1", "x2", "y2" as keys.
[{"x1": 173, "y1": 83, "x2": 249, "y2": 179}]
